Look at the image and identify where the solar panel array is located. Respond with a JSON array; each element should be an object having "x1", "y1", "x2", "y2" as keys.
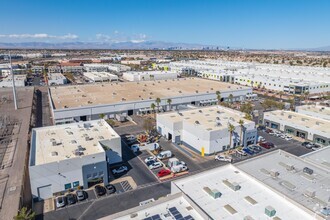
[
  {"x1": 143, "y1": 214, "x2": 161, "y2": 220},
  {"x1": 169, "y1": 207, "x2": 195, "y2": 220}
]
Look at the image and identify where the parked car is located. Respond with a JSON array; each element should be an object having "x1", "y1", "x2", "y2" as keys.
[
  {"x1": 144, "y1": 156, "x2": 156, "y2": 163},
  {"x1": 259, "y1": 142, "x2": 271, "y2": 149},
  {"x1": 149, "y1": 161, "x2": 163, "y2": 170},
  {"x1": 243, "y1": 147, "x2": 254, "y2": 155},
  {"x1": 235, "y1": 149, "x2": 247, "y2": 156},
  {"x1": 250, "y1": 145, "x2": 262, "y2": 153},
  {"x1": 171, "y1": 164, "x2": 188, "y2": 173},
  {"x1": 258, "y1": 136, "x2": 265, "y2": 142},
  {"x1": 302, "y1": 141, "x2": 311, "y2": 147},
  {"x1": 66, "y1": 193, "x2": 76, "y2": 205},
  {"x1": 265, "y1": 129, "x2": 273, "y2": 134},
  {"x1": 312, "y1": 144, "x2": 322, "y2": 151},
  {"x1": 129, "y1": 144, "x2": 140, "y2": 153},
  {"x1": 112, "y1": 166, "x2": 128, "y2": 175},
  {"x1": 146, "y1": 160, "x2": 157, "y2": 166},
  {"x1": 157, "y1": 169, "x2": 171, "y2": 177},
  {"x1": 305, "y1": 143, "x2": 315, "y2": 149},
  {"x1": 76, "y1": 190, "x2": 86, "y2": 201},
  {"x1": 94, "y1": 185, "x2": 106, "y2": 196},
  {"x1": 56, "y1": 196, "x2": 67, "y2": 208},
  {"x1": 105, "y1": 184, "x2": 116, "y2": 194},
  {"x1": 215, "y1": 154, "x2": 233, "y2": 162},
  {"x1": 285, "y1": 136, "x2": 293, "y2": 141},
  {"x1": 157, "y1": 150, "x2": 172, "y2": 160}
]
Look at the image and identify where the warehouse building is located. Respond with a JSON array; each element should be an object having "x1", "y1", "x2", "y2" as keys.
[
  {"x1": 48, "y1": 78, "x2": 252, "y2": 125},
  {"x1": 168, "y1": 60, "x2": 330, "y2": 94},
  {"x1": 83, "y1": 72, "x2": 119, "y2": 82},
  {"x1": 29, "y1": 119, "x2": 122, "y2": 200},
  {"x1": 263, "y1": 110, "x2": 330, "y2": 146},
  {"x1": 83, "y1": 63, "x2": 109, "y2": 72},
  {"x1": 301, "y1": 146, "x2": 330, "y2": 171},
  {"x1": 47, "y1": 73, "x2": 67, "y2": 86},
  {"x1": 108, "y1": 64, "x2": 131, "y2": 72},
  {"x1": 295, "y1": 105, "x2": 330, "y2": 121},
  {"x1": 236, "y1": 150, "x2": 330, "y2": 219},
  {"x1": 157, "y1": 106, "x2": 257, "y2": 155},
  {"x1": 122, "y1": 71, "x2": 177, "y2": 82},
  {"x1": 171, "y1": 162, "x2": 316, "y2": 219},
  {"x1": 0, "y1": 74, "x2": 26, "y2": 87}
]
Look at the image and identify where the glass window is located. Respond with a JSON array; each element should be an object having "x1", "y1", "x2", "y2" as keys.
[
  {"x1": 64, "y1": 183, "x2": 72, "y2": 190},
  {"x1": 99, "y1": 171, "x2": 104, "y2": 177},
  {"x1": 73, "y1": 181, "x2": 79, "y2": 187}
]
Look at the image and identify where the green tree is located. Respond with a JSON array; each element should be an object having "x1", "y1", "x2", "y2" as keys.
[
  {"x1": 240, "y1": 102, "x2": 253, "y2": 114},
  {"x1": 278, "y1": 91, "x2": 284, "y2": 99},
  {"x1": 244, "y1": 113, "x2": 253, "y2": 120},
  {"x1": 14, "y1": 207, "x2": 35, "y2": 220},
  {"x1": 99, "y1": 113, "x2": 105, "y2": 119},
  {"x1": 228, "y1": 123, "x2": 235, "y2": 148},
  {"x1": 238, "y1": 119, "x2": 245, "y2": 146},
  {"x1": 167, "y1": 99, "x2": 172, "y2": 111},
  {"x1": 150, "y1": 103, "x2": 156, "y2": 117},
  {"x1": 155, "y1": 97, "x2": 161, "y2": 112},
  {"x1": 228, "y1": 94, "x2": 234, "y2": 103},
  {"x1": 304, "y1": 91, "x2": 310, "y2": 103},
  {"x1": 216, "y1": 91, "x2": 221, "y2": 105}
]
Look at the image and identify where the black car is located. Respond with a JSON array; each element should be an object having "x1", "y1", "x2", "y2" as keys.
[
  {"x1": 94, "y1": 185, "x2": 106, "y2": 196},
  {"x1": 302, "y1": 141, "x2": 311, "y2": 147},
  {"x1": 66, "y1": 193, "x2": 77, "y2": 205},
  {"x1": 105, "y1": 184, "x2": 116, "y2": 194},
  {"x1": 146, "y1": 160, "x2": 156, "y2": 166}
]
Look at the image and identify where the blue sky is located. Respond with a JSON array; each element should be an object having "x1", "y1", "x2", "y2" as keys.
[{"x1": 0, "y1": 0, "x2": 329, "y2": 49}]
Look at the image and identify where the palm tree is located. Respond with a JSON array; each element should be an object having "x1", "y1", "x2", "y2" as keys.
[
  {"x1": 167, "y1": 98, "x2": 172, "y2": 111},
  {"x1": 99, "y1": 113, "x2": 105, "y2": 120},
  {"x1": 216, "y1": 91, "x2": 221, "y2": 105},
  {"x1": 304, "y1": 91, "x2": 310, "y2": 103},
  {"x1": 150, "y1": 103, "x2": 156, "y2": 117},
  {"x1": 238, "y1": 119, "x2": 244, "y2": 146},
  {"x1": 155, "y1": 97, "x2": 161, "y2": 112},
  {"x1": 228, "y1": 94, "x2": 234, "y2": 103},
  {"x1": 14, "y1": 207, "x2": 35, "y2": 220},
  {"x1": 279, "y1": 91, "x2": 284, "y2": 99},
  {"x1": 228, "y1": 123, "x2": 235, "y2": 148}
]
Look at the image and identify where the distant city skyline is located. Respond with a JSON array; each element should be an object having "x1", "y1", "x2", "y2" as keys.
[{"x1": 1, "y1": 0, "x2": 330, "y2": 49}]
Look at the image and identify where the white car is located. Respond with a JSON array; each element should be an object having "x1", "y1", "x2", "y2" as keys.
[
  {"x1": 112, "y1": 166, "x2": 128, "y2": 175},
  {"x1": 236, "y1": 149, "x2": 247, "y2": 156},
  {"x1": 215, "y1": 155, "x2": 233, "y2": 162},
  {"x1": 148, "y1": 162, "x2": 162, "y2": 170},
  {"x1": 285, "y1": 136, "x2": 292, "y2": 141},
  {"x1": 258, "y1": 136, "x2": 265, "y2": 142},
  {"x1": 144, "y1": 156, "x2": 156, "y2": 163},
  {"x1": 279, "y1": 134, "x2": 286, "y2": 139}
]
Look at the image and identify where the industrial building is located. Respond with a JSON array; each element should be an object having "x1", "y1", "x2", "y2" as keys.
[
  {"x1": 167, "y1": 60, "x2": 330, "y2": 94},
  {"x1": 301, "y1": 146, "x2": 330, "y2": 171},
  {"x1": 83, "y1": 63, "x2": 109, "y2": 72},
  {"x1": 47, "y1": 73, "x2": 67, "y2": 86},
  {"x1": 122, "y1": 71, "x2": 177, "y2": 82},
  {"x1": 61, "y1": 65, "x2": 83, "y2": 74},
  {"x1": 48, "y1": 78, "x2": 252, "y2": 124},
  {"x1": 31, "y1": 66, "x2": 44, "y2": 74},
  {"x1": 263, "y1": 110, "x2": 330, "y2": 146},
  {"x1": 157, "y1": 106, "x2": 257, "y2": 155},
  {"x1": 102, "y1": 193, "x2": 205, "y2": 220},
  {"x1": 83, "y1": 72, "x2": 119, "y2": 82},
  {"x1": 29, "y1": 119, "x2": 122, "y2": 200},
  {"x1": 108, "y1": 64, "x2": 131, "y2": 72},
  {"x1": 0, "y1": 74, "x2": 26, "y2": 87},
  {"x1": 295, "y1": 105, "x2": 330, "y2": 121},
  {"x1": 236, "y1": 150, "x2": 330, "y2": 219}
]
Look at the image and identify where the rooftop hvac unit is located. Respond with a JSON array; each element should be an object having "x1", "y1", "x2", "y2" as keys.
[
  {"x1": 304, "y1": 188, "x2": 316, "y2": 198},
  {"x1": 203, "y1": 187, "x2": 222, "y2": 199},
  {"x1": 270, "y1": 170, "x2": 280, "y2": 178},
  {"x1": 265, "y1": 206, "x2": 276, "y2": 217},
  {"x1": 83, "y1": 123, "x2": 91, "y2": 128},
  {"x1": 52, "y1": 140, "x2": 57, "y2": 146},
  {"x1": 303, "y1": 167, "x2": 314, "y2": 175}
]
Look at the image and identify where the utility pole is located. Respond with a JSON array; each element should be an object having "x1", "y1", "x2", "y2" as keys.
[{"x1": 9, "y1": 51, "x2": 18, "y2": 110}]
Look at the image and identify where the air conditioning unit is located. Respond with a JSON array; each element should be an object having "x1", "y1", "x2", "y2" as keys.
[
  {"x1": 270, "y1": 170, "x2": 280, "y2": 178},
  {"x1": 304, "y1": 188, "x2": 316, "y2": 198}
]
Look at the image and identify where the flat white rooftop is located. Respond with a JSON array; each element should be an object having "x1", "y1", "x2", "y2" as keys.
[
  {"x1": 264, "y1": 110, "x2": 330, "y2": 136},
  {"x1": 296, "y1": 105, "x2": 330, "y2": 120},
  {"x1": 172, "y1": 164, "x2": 313, "y2": 219},
  {"x1": 48, "y1": 73, "x2": 66, "y2": 80},
  {"x1": 124, "y1": 71, "x2": 176, "y2": 76},
  {"x1": 101, "y1": 193, "x2": 204, "y2": 220},
  {"x1": 31, "y1": 119, "x2": 119, "y2": 166},
  {"x1": 236, "y1": 150, "x2": 330, "y2": 217},
  {"x1": 50, "y1": 78, "x2": 250, "y2": 109},
  {"x1": 158, "y1": 106, "x2": 253, "y2": 131},
  {"x1": 301, "y1": 146, "x2": 330, "y2": 171},
  {"x1": 83, "y1": 72, "x2": 118, "y2": 80}
]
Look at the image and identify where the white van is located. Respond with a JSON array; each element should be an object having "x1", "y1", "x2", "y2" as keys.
[{"x1": 157, "y1": 150, "x2": 172, "y2": 160}]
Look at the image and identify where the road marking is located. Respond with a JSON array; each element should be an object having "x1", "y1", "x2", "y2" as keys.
[{"x1": 120, "y1": 180, "x2": 133, "y2": 191}]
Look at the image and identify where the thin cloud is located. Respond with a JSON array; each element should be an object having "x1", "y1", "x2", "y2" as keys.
[
  {"x1": 0, "y1": 33, "x2": 79, "y2": 40},
  {"x1": 95, "y1": 32, "x2": 148, "y2": 43}
]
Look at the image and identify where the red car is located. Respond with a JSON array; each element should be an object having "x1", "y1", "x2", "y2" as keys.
[
  {"x1": 259, "y1": 142, "x2": 274, "y2": 149},
  {"x1": 157, "y1": 169, "x2": 171, "y2": 177}
]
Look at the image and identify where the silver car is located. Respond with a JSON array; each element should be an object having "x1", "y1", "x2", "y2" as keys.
[{"x1": 56, "y1": 196, "x2": 67, "y2": 208}]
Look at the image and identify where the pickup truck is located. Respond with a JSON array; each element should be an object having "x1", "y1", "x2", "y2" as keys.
[{"x1": 171, "y1": 164, "x2": 188, "y2": 173}]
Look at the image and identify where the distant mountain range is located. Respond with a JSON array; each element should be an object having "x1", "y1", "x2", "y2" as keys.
[
  {"x1": 0, "y1": 41, "x2": 329, "y2": 51},
  {"x1": 0, "y1": 41, "x2": 223, "y2": 50}
]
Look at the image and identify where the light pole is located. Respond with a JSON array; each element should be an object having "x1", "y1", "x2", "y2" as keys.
[{"x1": 9, "y1": 52, "x2": 18, "y2": 110}]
